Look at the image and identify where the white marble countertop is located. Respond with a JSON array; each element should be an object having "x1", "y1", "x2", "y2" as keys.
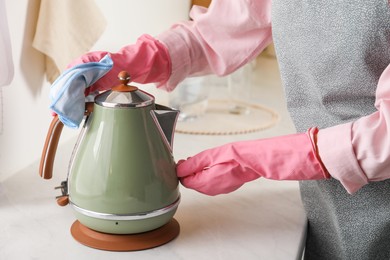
[
  {"x1": 0, "y1": 140, "x2": 306, "y2": 260},
  {"x1": 0, "y1": 57, "x2": 306, "y2": 260}
]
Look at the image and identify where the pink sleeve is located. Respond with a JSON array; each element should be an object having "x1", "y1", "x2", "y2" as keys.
[
  {"x1": 155, "y1": 0, "x2": 273, "y2": 91},
  {"x1": 317, "y1": 64, "x2": 390, "y2": 194}
]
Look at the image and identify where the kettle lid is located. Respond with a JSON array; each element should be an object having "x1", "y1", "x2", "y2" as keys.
[{"x1": 95, "y1": 71, "x2": 154, "y2": 108}]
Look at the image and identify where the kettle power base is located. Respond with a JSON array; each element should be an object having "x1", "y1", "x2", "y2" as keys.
[{"x1": 70, "y1": 218, "x2": 180, "y2": 251}]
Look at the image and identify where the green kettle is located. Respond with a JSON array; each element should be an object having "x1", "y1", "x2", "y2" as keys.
[{"x1": 39, "y1": 71, "x2": 180, "y2": 235}]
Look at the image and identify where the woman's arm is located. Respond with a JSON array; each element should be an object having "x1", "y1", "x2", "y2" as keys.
[
  {"x1": 317, "y1": 64, "x2": 390, "y2": 194},
  {"x1": 156, "y1": 0, "x2": 273, "y2": 91}
]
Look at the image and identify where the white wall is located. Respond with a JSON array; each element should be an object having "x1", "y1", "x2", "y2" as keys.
[{"x1": 0, "y1": 0, "x2": 191, "y2": 180}]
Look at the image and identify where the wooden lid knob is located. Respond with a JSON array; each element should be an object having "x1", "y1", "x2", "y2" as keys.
[{"x1": 112, "y1": 71, "x2": 138, "y2": 92}]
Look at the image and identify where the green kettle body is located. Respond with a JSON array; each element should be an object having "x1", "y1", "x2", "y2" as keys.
[{"x1": 68, "y1": 98, "x2": 180, "y2": 234}]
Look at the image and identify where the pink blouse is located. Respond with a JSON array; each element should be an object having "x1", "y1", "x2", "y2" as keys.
[{"x1": 156, "y1": 0, "x2": 390, "y2": 194}]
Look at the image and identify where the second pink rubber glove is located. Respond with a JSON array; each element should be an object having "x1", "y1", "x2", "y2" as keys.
[
  {"x1": 67, "y1": 34, "x2": 171, "y2": 96},
  {"x1": 177, "y1": 128, "x2": 330, "y2": 195}
]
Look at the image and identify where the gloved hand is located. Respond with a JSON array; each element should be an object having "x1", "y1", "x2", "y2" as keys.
[
  {"x1": 176, "y1": 128, "x2": 330, "y2": 195},
  {"x1": 50, "y1": 34, "x2": 171, "y2": 128},
  {"x1": 67, "y1": 34, "x2": 171, "y2": 96}
]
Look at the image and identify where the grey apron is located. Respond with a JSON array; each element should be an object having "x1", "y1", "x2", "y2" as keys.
[{"x1": 271, "y1": 1, "x2": 390, "y2": 259}]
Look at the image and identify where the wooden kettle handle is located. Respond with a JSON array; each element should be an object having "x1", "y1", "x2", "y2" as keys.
[
  {"x1": 39, "y1": 115, "x2": 64, "y2": 179},
  {"x1": 39, "y1": 103, "x2": 94, "y2": 180}
]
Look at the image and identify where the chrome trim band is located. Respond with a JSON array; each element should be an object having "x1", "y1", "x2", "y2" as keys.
[
  {"x1": 96, "y1": 100, "x2": 153, "y2": 108},
  {"x1": 69, "y1": 195, "x2": 180, "y2": 221}
]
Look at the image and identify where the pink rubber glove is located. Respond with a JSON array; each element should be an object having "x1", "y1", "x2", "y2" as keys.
[
  {"x1": 177, "y1": 128, "x2": 330, "y2": 195},
  {"x1": 67, "y1": 34, "x2": 171, "y2": 96}
]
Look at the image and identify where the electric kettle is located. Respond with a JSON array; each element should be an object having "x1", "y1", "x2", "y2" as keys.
[{"x1": 39, "y1": 71, "x2": 180, "y2": 237}]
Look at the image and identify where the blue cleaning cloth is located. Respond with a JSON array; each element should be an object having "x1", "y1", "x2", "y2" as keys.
[{"x1": 49, "y1": 55, "x2": 113, "y2": 128}]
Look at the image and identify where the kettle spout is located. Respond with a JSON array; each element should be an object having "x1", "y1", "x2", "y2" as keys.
[{"x1": 150, "y1": 104, "x2": 180, "y2": 151}]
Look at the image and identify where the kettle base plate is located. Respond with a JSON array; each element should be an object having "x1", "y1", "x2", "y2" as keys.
[{"x1": 70, "y1": 218, "x2": 180, "y2": 251}]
